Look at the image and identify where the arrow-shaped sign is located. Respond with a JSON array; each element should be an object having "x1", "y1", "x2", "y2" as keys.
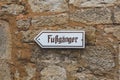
[{"x1": 34, "y1": 31, "x2": 85, "y2": 48}]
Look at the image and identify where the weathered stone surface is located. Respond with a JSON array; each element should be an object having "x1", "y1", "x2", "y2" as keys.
[
  {"x1": 41, "y1": 65, "x2": 66, "y2": 80},
  {"x1": 118, "y1": 44, "x2": 120, "y2": 79},
  {"x1": 1, "y1": 4, "x2": 24, "y2": 15},
  {"x1": 82, "y1": 46, "x2": 115, "y2": 74},
  {"x1": 104, "y1": 26, "x2": 120, "y2": 40},
  {"x1": 69, "y1": 0, "x2": 116, "y2": 7},
  {"x1": 31, "y1": 45, "x2": 82, "y2": 72},
  {"x1": 84, "y1": 26, "x2": 96, "y2": 45},
  {"x1": 0, "y1": 0, "x2": 119, "y2": 80},
  {"x1": 70, "y1": 8, "x2": 112, "y2": 24},
  {"x1": 119, "y1": 44, "x2": 120, "y2": 65},
  {"x1": 31, "y1": 43, "x2": 117, "y2": 79},
  {"x1": 74, "y1": 73, "x2": 97, "y2": 80},
  {"x1": 0, "y1": 0, "x2": 20, "y2": 3},
  {"x1": 31, "y1": 45, "x2": 80, "y2": 64},
  {"x1": 114, "y1": 6, "x2": 120, "y2": 23},
  {"x1": 113, "y1": 30, "x2": 120, "y2": 40},
  {"x1": 25, "y1": 64, "x2": 36, "y2": 80},
  {"x1": 0, "y1": 60, "x2": 11, "y2": 80},
  {"x1": 0, "y1": 20, "x2": 11, "y2": 59},
  {"x1": 17, "y1": 19, "x2": 31, "y2": 30},
  {"x1": 32, "y1": 13, "x2": 68, "y2": 27},
  {"x1": 104, "y1": 27, "x2": 116, "y2": 33},
  {"x1": 22, "y1": 30, "x2": 41, "y2": 42},
  {"x1": 74, "y1": 72, "x2": 113, "y2": 80},
  {"x1": 28, "y1": 0, "x2": 68, "y2": 12}
]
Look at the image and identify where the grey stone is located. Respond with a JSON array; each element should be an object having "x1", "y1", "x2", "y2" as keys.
[
  {"x1": 1, "y1": 4, "x2": 24, "y2": 15},
  {"x1": 0, "y1": 20, "x2": 11, "y2": 59},
  {"x1": 0, "y1": 60, "x2": 11, "y2": 80},
  {"x1": 17, "y1": 19, "x2": 31, "y2": 30},
  {"x1": 69, "y1": 0, "x2": 116, "y2": 8},
  {"x1": 41, "y1": 65, "x2": 66, "y2": 80},
  {"x1": 74, "y1": 72, "x2": 113, "y2": 80},
  {"x1": 22, "y1": 30, "x2": 40, "y2": 42},
  {"x1": 32, "y1": 13, "x2": 68, "y2": 27},
  {"x1": 104, "y1": 27, "x2": 116, "y2": 33},
  {"x1": 28, "y1": 0, "x2": 68, "y2": 12},
  {"x1": 74, "y1": 73, "x2": 98, "y2": 80},
  {"x1": 114, "y1": 6, "x2": 120, "y2": 23},
  {"x1": 70, "y1": 8, "x2": 112, "y2": 24},
  {"x1": 31, "y1": 45, "x2": 81, "y2": 73},
  {"x1": 25, "y1": 64, "x2": 36, "y2": 80},
  {"x1": 84, "y1": 26, "x2": 96, "y2": 45},
  {"x1": 0, "y1": 0, "x2": 20, "y2": 3},
  {"x1": 113, "y1": 30, "x2": 120, "y2": 40},
  {"x1": 31, "y1": 45, "x2": 79, "y2": 63},
  {"x1": 104, "y1": 26, "x2": 120, "y2": 33},
  {"x1": 82, "y1": 46, "x2": 115, "y2": 74},
  {"x1": 119, "y1": 44, "x2": 120, "y2": 65},
  {"x1": 119, "y1": 44, "x2": 120, "y2": 80},
  {"x1": 104, "y1": 26, "x2": 120, "y2": 40}
]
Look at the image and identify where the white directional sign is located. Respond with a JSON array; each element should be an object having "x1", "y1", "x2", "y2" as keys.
[{"x1": 34, "y1": 31, "x2": 85, "y2": 48}]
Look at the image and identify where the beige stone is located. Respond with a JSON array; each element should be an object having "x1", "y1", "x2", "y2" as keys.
[
  {"x1": 118, "y1": 44, "x2": 120, "y2": 79},
  {"x1": 0, "y1": 20, "x2": 11, "y2": 59},
  {"x1": 0, "y1": 60, "x2": 11, "y2": 80},
  {"x1": 113, "y1": 30, "x2": 120, "y2": 40},
  {"x1": 32, "y1": 13, "x2": 68, "y2": 27},
  {"x1": 84, "y1": 26, "x2": 96, "y2": 45},
  {"x1": 22, "y1": 30, "x2": 41, "y2": 42},
  {"x1": 41, "y1": 65, "x2": 66, "y2": 80},
  {"x1": 119, "y1": 44, "x2": 120, "y2": 65},
  {"x1": 28, "y1": 0, "x2": 68, "y2": 12},
  {"x1": 114, "y1": 6, "x2": 120, "y2": 23},
  {"x1": 104, "y1": 27, "x2": 116, "y2": 33},
  {"x1": 104, "y1": 26, "x2": 120, "y2": 40},
  {"x1": 70, "y1": 8, "x2": 112, "y2": 24},
  {"x1": 82, "y1": 46, "x2": 115, "y2": 74},
  {"x1": 74, "y1": 72, "x2": 113, "y2": 80},
  {"x1": 0, "y1": 0, "x2": 20, "y2": 3},
  {"x1": 1, "y1": 4, "x2": 24, "y2": 15},
  {"x1": 17, "y1": 19, "x2": 31, "y2": 30},
  {"x1": 69, "y1": 0, "x2": 116, "y2": 7},
  {"x1": 25, "y1": 64, "x2": 36, "y2": 80},
  {"x1": 74, "y1": 73, "x2": 97, "y2": 80}
]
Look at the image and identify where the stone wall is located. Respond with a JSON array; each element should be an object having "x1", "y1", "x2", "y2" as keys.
[{"x1": 0, "y1": 0, "x2": 119, "y2": 80}]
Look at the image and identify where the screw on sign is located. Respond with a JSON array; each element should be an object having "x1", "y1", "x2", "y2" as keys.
[{"x1": 34, "y1": 31, "x2": 85, "y2": 48}]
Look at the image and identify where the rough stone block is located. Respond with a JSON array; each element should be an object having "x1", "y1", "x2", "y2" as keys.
[
  {"x1": 31, "y1": 44, "x2": 81, "y2": 66},
  {"x1": 0, "y1": 0, "x2": 20, "y2": 3},
  {"x1": 113, "y1": 30, "x2": 120, "y2": 40},
  {"x1": 0, "y1": 60, "x2": 11, "y2": 80},
  {"x1": 70, "y1": 8, "x2": 112, "y2": 24},
  {"x1": 118, "y1": 44, "x2": 120, "y2": 69},
  {"x1": 84, "y1": 26, "x2": 96, "y2": 45},
  {"x1": 24, "y1": 64, "x2": 36, "y2": 80},
  {"x1": 41, "y1": 65, "x2": 66, "y2": 80},
  {"x1": 0, "y1": 20, "x2": 11, "y2": 59},
  {"x1": 69, "y1": 0, "x2": 116, "y2": 7},
  {"x1": 114, "y1": 6, "x2": 120, "y2": 23},
  {"x1": 104, "y1": 26, "x2": 120, "y2": 40},
  {"x1": 22, "y1": 30, "x2": 41, "y2": 43},
  {"x1": 17, "y1": 19, "x2": 31, "y2": 30},
  {"x1": 74, "y1": 72, "x2": 114, "y2": 80},
  {"x1": 28, "y1": 0, "x2": 68, "y2": 12},
  {"x1": 32, "y1": 13, "x2": 68, "y2": 27},
  {"x1": 82, "y1": 46, "x2": 115, "y2": 74},
  {"x1": 1, "y1": 4, "x2": 24, "y2": 15}
]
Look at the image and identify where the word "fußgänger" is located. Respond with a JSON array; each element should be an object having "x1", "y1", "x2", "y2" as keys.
[{"x1": 48, "y1": 35, "x2": 78, "y2": 44}]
